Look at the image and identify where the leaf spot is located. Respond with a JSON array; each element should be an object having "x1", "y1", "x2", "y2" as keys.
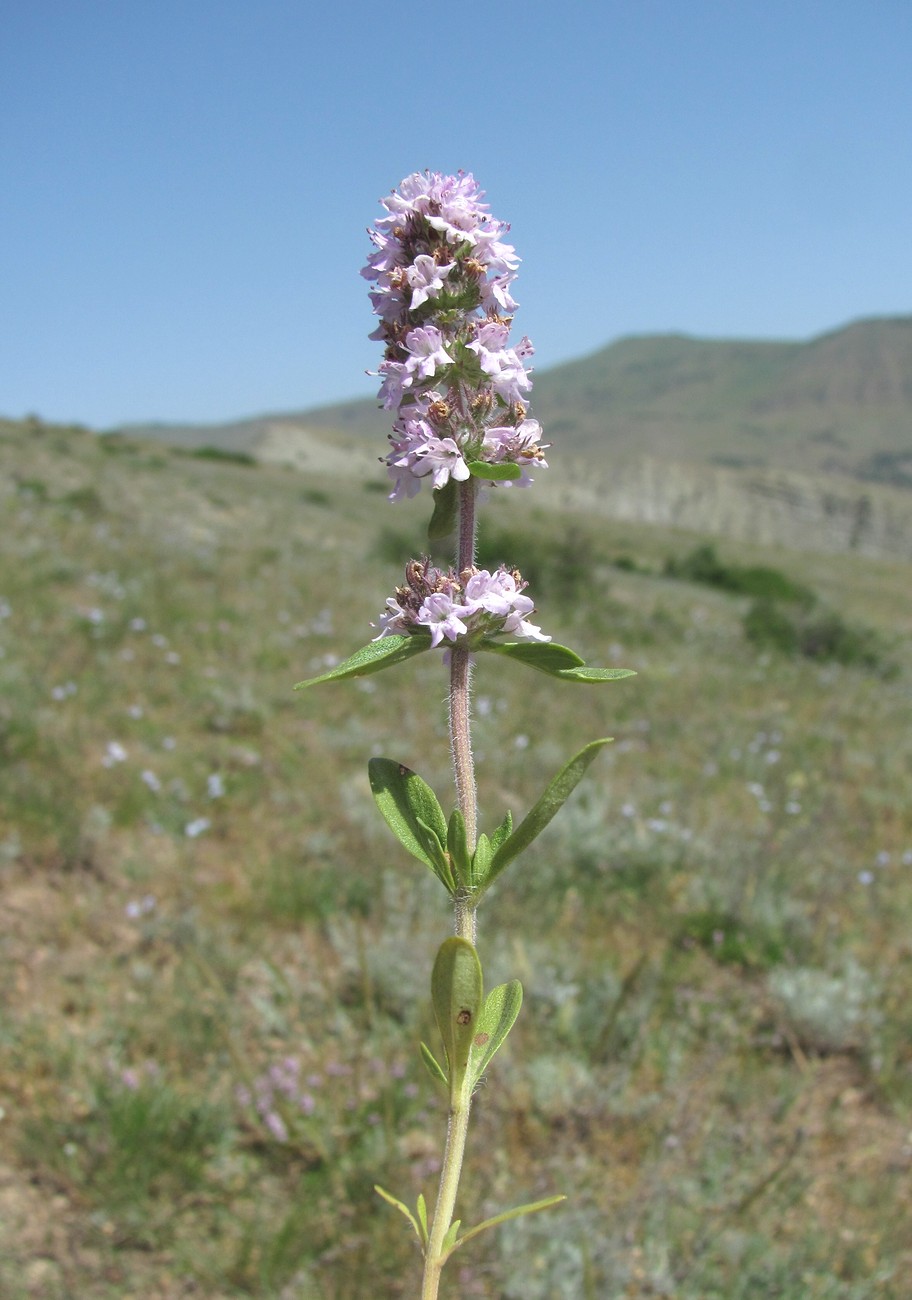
[
  {"x1": 456, "y1": 1008, "x2": 472, "y2": 1025},
  {"x1": 473, "y1": 1032, "x2": 490, "y2": 1047}
]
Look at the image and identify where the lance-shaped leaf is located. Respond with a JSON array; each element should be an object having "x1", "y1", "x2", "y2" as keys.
[
  {"x1": 490, "y1": 809, "x2": 513, "y2": 855},
  {"x1": 441, "y1": 1219, "x2": 462, "y2": 1254},
  {"x1": 294, "y1": 634, "x2": 430, "y2": 690},
  {"x1": 442, "y1": 1195, "x2": 567, "y2": 1261},
  {"x1": 368, "y1": 759, "x2": 455, "y2": 892},
  {"x1": 374, "y1": 1185, "x2": 424, "y2": 1246},
  {"x1": 415, "y1": 1193, "x2": 429, "y2": 1247},
  {"x1": 446, "y1": 809, "x2": 471, "y2": 888},
  {"x1": 479, "y1": 738, "x2": 613, "y2": 894},
  {"x1": 465, "y1": 979, "x2": 523, "y2": 1093},
  {"x1": 431, "y1": 938, "x2": 483, "y2": 1096},
  {"x1": 428, "y1": 478, "x2": 458, "y2": 541},
  {"x1": 465, "y1": 460, "x2": 522, "y2": 482},
  {"x1": 478, "y1": 639, "x2": 636, "y2": 683},
  {"x1": 469, "y1": 832, "x2": 492, "y2": 890},
  {"x1": 420, "y1": 1041, "x2": 448, "y2": 1086}
]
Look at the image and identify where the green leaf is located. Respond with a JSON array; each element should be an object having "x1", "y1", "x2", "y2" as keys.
[
  {"x1": 480, "y1": 739, "x2": 614, "y2": 893},
  {"x1": 294, "y1": 634, "x2": 429, "y2": 690},
  {"x1": 466, "y1": 979, "x2": 523, "y2": 1093},
  {"x1": 431, "y1": 938, "x2": 483, "y2": 1096},
  {"x1": 428, "y1": 478, "x2": 458, "y2": 541},
  {"x1": 465, "y1": 460, "x2": 522, "y2": 482},
  {"x1": 420, "y1": 1041, "x2": 448, "y2": 1086},
  {"x1": 478, "y1": 639, "x2": 637, "y2": 683},
  {"x1": 552, "y1": 665, "x2": 639, "y2": 683},
  {"x1": 416, "y1": 814, "x2": 454, "y2": 882},
  {"x1": 368, "y1": 759, "x2": 454, "y2": 891},
  {"x1": 470, "y1": 832, "x2": 492, "y2": 890},
  {"x1": 374, "y1": 1185, "x2": 423, "y2": 1245},
  {"x1": 446, "y1": 809, "x2": 471, "y2": 888},
  {"x1": 490, "y1": 809, "x2": 513, "y2": 854},
  {"x1": 441, "y1": 1218, "x2": 462, "y2": 1254},
  {"x1": 416, "y1": 1193, "x2": 429, "y2": 1247},
  {"x1": 479, "y1": 640, "x2": 584, "y2": 671},
  {"x1": 444, "y1": 1195, "x2": 567, "y2": 1259}
]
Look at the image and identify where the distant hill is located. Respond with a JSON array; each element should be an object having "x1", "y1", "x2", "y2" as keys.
[
  {"x1": 115, "y1": 316, "x2": 912, "y2": 488},
  {"x1": 103, "y1": 316, "x2": 912, "y2": 560},
  {"x1": 531, "y1": 316, "x2": 912, "y2": 485}
]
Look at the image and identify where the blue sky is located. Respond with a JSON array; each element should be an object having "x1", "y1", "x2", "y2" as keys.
[{"x1": 2, "y1": 0, "x2": 910, "y2": 428}]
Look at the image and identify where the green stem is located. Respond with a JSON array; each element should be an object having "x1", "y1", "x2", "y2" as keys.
[{"x1": 421, "y1": 1086, "x2": 472, "y2": 1300}]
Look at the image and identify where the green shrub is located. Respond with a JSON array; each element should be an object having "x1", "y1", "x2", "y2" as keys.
[
  {"x1": 743, "y1": 599, "x2": 800, "y2": 655},
  {"x1": 744, "y1": 599, "x2": 894, "y2": 674},
  {"x1": 185, "y1": 446, "x2": 257, "y2": 466},
  {"x1": 678, "y1": 908, "x2": 787, "y2": 970},
  {"x1": 666, "y1": 543, "x2": 815, "y2": 606},
  {"x1": 798, "y1": 610, "x2": 888, "y2": 670},
  {"x1": 477, "y1": 524, "x2": 598, "y2": 605}
]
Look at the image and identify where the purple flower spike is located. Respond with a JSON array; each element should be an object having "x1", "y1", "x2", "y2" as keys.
[{"x1": 364, "y1": 171, "x2": 548, "y2": 498}]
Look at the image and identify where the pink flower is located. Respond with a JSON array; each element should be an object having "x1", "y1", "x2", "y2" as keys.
[
  {"x1": 403, "y1": 326, "x2": 454, "y2": 381},
  {"x1": 406, "y1": 254, "x2": 456, "y2": 307},
  {"x1": 416, "y1": 593, "x2": 473, "y2": 648}
]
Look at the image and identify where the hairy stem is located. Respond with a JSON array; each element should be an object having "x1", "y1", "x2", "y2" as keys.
[
  {"x1": 421, "y1": 1088, "x2": 471, "y2": 1300},
  {"x1": 421, "y1": 478, "x2": 479, "y2": 1298},
  {"x1": 449, "y1": 477, "x2": 479, "y2": 942}
]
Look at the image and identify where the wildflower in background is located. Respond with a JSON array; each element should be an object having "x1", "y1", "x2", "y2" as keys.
[
  {"x1": 238, "y1": 1055, "x2": 320, "y2": 1144},
  {"x1": 184, "y1": 817, "x2": 211, "y2": 838},
  {"x1": 125, "y1": 895, "x2": 156, "y2": 919},
  {"x1": 363, "y1": 170, "x2": 548, "y2": 499},
  {"x1": 264, "y1": 1110, "x2": 289, "y2": 1143},
  {"x1": 374, "y1": 559, "x2": 550, "y2": 648},
  {"x1": 102, "y1": 741, "x2": 128, "y2": 767}
]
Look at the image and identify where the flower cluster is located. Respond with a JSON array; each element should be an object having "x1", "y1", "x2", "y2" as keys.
[
  {"x1": 362, "y1": 171, "x2": 548, "y2": 500},
  {"x1": 236, "y1": 1056, "x2": 316, "y2": 1144},
  {"x1": 374, "y1": 559, "x2": 550, "y2": 648}
]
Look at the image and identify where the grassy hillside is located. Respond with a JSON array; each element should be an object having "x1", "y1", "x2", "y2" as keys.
[
  {"x1": 115, "y1": 315, "x2": 912, "y2": 488},
  {"x1": 2, "y1": 416, "x2": 911, "y2": 1296}
]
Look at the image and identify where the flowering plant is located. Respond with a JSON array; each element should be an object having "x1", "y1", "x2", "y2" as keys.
[{"x1": 297, "y1": 171, "x2": 634, "y2": 1298}]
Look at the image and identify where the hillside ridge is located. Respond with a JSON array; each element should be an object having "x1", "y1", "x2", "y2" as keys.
[
  {"x1": 109, "y1": 315, "x2": 912, "y2": 486},
  {"x1": 66, "y1": 315, "x2": 912, "y2": 560}
]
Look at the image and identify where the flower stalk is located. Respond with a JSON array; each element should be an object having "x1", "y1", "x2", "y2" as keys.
[{"x1": 450, "y1": 476, "x2": 479, "y2": 942}]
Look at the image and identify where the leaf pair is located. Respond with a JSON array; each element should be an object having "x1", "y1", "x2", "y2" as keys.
[
  {"x1": 367, "y1": 759, "x2": 456, "y2": 893},
  {"x1": 424, "y1": 938, "x2": 522, "y2": 1100},
  {"x1": 293, "y1": 633, "x2": 636, "y2": 691},
  {"x1": 376, "y1": 936, "x2": 565, "y2": 1264},
  {"x1": 367, "y1": 739, "x2": 613, "y2": 899},
  {"x1": 374, "y1": 1181, "x2": 565, "y2": 1264}
]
